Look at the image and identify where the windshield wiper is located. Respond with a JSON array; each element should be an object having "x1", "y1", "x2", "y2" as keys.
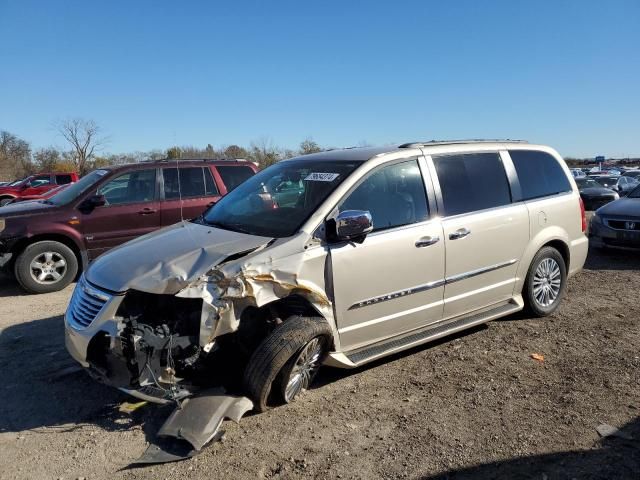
[{"x1": 204, "y1": 220, "x2": 252, "y2": 235}]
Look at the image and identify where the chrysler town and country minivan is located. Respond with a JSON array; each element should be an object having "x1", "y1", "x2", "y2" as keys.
[{"x1": 65, "y1": 141, "x2": 588, "y2": 412}]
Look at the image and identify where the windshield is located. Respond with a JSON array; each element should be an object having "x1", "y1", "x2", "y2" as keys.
[
  {"x1": 7, "y1": 178, "x2": 25, "y2": 186},
  {"x1": 47, "y1": 170, "x2": 109, "y2": 206},
  {"x1": 575, "y1": 178, "x2": 600, "y2": 189},
  {"x1": 201, "y1": 159, "x2": 362, "y2": 237},
  {"x1": 595, "y1": 176, "x2": 618, "y2": 186}
]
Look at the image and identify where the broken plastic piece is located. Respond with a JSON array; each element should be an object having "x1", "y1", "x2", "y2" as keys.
[
  {"x1": 133, "y1": 438, "x2": 198, "y2": 465},
  {"x1": 596, "y1": 423, "x2": 634, "y2": 440},
  {"x1": 118, "y1": 401, "x2": 148, "y2": 414},
  {"x1": 157, "y1": 388, "x2": 253, "y2": 450},
  {"x1": 530, "y1": 353, "x2": 544, "y2": 362}
]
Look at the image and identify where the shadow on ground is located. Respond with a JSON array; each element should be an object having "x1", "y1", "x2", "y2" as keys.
[
  {"x1": 0, "y1": 314, "x2": 165, "y2": 436},
  {"x1": 584, "y1": 246, "x2": 640, "y2": 271},
  {"x1": 313, "y1": 324, "x2": 488, "y2": 390},
  {"x1": 424, "y1": 417, "x2": 639, "y2": 480},
  {"x1": 0, "y1": 272, "x2": 28, "y2": 298}
]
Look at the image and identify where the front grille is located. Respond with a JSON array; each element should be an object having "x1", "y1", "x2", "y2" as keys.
[
  {"x1": 606, "y1": 219, "x2": 640, "y2": 231},
  {"x1": 67, "y1": 277, "x2": 111, "y2": 329}
]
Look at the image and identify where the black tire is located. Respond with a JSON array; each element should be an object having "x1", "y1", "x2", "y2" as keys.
[
  {"x1": 523, "y1": 246, "x2": 567, "y2": 317},
  {"x1": 0, "y1": 197, "x2": 14, "y2": 206},
  {"x1": 243, "y1": 316, "x2": 332, "y2": 412},
  {"x1": 14, "y1": 240, "x2": 78, "y2": 294}
]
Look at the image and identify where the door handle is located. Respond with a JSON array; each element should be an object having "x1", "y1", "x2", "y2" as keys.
[
  {"x1": 449, "y1": 228, "x2": 471, "y2": 240},
  {"x1": 415, "y1": 236, "x2": 440, "y2": 248},
  {"x1": 138, "y1": 208, "x2": 157, "y2": 215}
]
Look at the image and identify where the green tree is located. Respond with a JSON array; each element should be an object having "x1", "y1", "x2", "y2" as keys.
[
  {"x1": 248, "y1": 139, "x2": 281, "y2": 168},
  {"x1": 34, "y1": 147, "x2": 62, "y2": 172},
  {"x1": 299, "y1": 138, "x2": 322, "y2": 155},
  {"x1": 166, "y1": 146, "x2": 182, "y2": 159},
  {"x1": 224, "y1": 144, "x2": 248, "y2": 159}
]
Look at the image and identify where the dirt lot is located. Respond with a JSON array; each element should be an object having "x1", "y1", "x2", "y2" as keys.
[{"x1": 0, "y1": 246, "x2": 638, "y2": 480}]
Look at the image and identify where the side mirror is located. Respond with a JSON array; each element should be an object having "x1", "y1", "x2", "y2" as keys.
[
  {"x1": 333, "y1": 210, "x2": 373, "y2": 242},
  {"x1": 81, "y1": 194, "x2": 106, "y2": 211}
]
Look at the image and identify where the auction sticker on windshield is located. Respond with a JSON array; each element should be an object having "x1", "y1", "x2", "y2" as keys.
[{"x1": 304, "y1": 172, "x2": 340, "y2": 182}]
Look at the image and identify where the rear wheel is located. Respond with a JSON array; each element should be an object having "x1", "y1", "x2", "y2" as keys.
[
  {"x1": 523, "y1": 246, "x2": 567, "y2": 317},
  {"x1": 243, "y1": 316, "x2": 332, "y2": 412},
  {"x1": 14, "y1": 241, "x2": 78, "y2": 294}
]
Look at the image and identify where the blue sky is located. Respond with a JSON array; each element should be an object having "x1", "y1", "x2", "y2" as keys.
[{"x1": 1, "y1": 0, "x2": 638, "y2": 158}]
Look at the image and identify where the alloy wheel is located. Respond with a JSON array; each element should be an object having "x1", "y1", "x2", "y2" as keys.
[
  {"x1": 29, "y1": 251, "x2": 67, "y2": 284},
  {"x1": 283, "y1": 337, "x2": 326, "y2": 403},
  {"x1": 532, "y1": 257, "x2": 562, "y2": 307}
]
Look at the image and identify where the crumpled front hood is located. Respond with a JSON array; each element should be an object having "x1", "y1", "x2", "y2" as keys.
[
  {"x1": 597, "y1": 197, "x2": 640, "y2": 218},
  {"x1": 86, "y1": 221, "x2": 272, "y2": 294}
]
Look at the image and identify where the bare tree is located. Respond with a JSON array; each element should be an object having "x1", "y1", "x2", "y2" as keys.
[
  {"x1": 55, "y1": 118, "x2": 106, "y2": 175},
  {"x1": 0, "y1": 131, "x2": 32, "y2": 179}
]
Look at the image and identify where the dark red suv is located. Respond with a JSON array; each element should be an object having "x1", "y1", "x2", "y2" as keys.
[{"x1": 0, "y1": 160, "x2": 257, "y2": 293}]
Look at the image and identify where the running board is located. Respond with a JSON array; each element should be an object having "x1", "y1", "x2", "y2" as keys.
[{"x1": 332, "y1": 300, "x2": 522, "y2": 368}]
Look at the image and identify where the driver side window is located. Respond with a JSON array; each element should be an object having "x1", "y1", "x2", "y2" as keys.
[{"x1": 339, "y1": 160, "x2": 429, "y2": 232}]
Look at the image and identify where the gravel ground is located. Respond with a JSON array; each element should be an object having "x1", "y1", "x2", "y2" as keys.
[{"x1": 0, "y1": 246, "x2": 638, "y2": 480}]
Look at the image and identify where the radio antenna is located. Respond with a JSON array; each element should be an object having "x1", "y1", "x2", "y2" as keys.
[{"x1": 173, "y1": 131, "x2": 184, "y2": 223}]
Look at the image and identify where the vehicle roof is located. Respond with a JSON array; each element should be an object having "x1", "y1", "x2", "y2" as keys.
[{"x1": 285, "y1": 139, "x2": 535, "y2": 163}]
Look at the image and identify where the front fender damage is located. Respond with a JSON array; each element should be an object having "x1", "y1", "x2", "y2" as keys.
[
  {"x1": 176, "y1": 258, "x2": 332, "y2": 352},
  {"x1": 131, "y1": 242, "x2": 332, "y2": 464}
]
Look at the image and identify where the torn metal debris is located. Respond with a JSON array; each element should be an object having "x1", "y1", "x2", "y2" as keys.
[{"x1": 133, "y1": 389, "x2": 253, "y2": 465}]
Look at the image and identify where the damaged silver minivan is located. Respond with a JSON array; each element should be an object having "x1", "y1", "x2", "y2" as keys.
[{"x1": 65, "y1": 140, "x2": 588, "y2": 424}]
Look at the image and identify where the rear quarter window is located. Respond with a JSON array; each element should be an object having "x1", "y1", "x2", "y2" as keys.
[
  {"x1": 55, "y1": 174, "x2": 73, "y2": 185},
  {"x1": 509, "y1": 150, "x2": 572, "y2": 201},
  {"x1": 216, "y1": 165, "x2": 255, "y2": 192}
]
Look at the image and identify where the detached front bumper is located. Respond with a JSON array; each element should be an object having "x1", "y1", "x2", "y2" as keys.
[{"x1": 589, "y1": 216, "x2": 640, "y2": 249}]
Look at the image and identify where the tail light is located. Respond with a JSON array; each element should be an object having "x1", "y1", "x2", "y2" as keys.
[{"x1": 579, "y1": 197, "x2": 587, "y2": 233}]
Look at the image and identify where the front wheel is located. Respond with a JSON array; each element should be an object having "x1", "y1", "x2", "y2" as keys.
[
  {"x1": 14, "y1": 240, "x2": 78, "y2": 294},
  {"x1": 243, "y1": 316, "x2": 332, "y2": 412},
  {"x1": 0, "y1": 197, "x2": 14, "y2": 206},
  {"x1": 523, "y1": 246, "x2": 567, "y2": 317}
]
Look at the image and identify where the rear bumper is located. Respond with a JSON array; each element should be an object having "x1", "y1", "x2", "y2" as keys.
[{"x1": 569, "y1": 235, "x2": 589, "y2": 277}]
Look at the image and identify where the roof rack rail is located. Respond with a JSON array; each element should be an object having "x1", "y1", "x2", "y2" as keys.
[
  {"x1": 141, "y1": 157, "x2": 245, "y2": 163},
  {"x1": 399, "y1": 139, "x2": 528, "y2": 148}
]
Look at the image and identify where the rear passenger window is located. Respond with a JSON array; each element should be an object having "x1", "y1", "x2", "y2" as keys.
[
  {"x1": 339, "y1": 160, "x2": 429, "y2": 232},
  {"x1": 55, "y1": 174, "x2": 73, "y2": 185},
  {"x1": 433, "y1": 152, "x2": 511, "y2": 216},
  {"x1": 163, "y1": 167, "x2": 218, "y2": 199},
  {"x1": 216, "y1": 166, "x2": 255, "y2": 192},
  {"x1": 509, "y1": 150, "x2": 572, "y2": 201}
]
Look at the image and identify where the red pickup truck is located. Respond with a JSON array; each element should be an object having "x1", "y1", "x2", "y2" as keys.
[
  {"x1": 0, "y1": 172, "x2": 79, "y2": 206},
  {"x1": 0, "y1": 160, "x2": 257, "y2": 293}
]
